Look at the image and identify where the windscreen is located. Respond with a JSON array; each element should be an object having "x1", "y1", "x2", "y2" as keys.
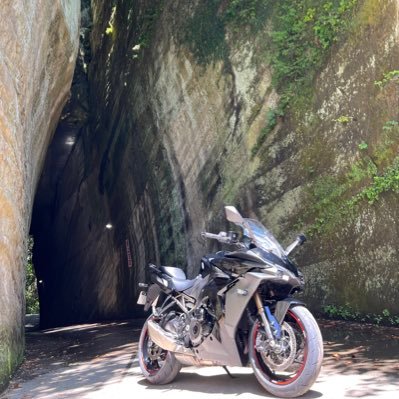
[{"x1": 243, "y1": 219, "x2": 286, "y2": 258}]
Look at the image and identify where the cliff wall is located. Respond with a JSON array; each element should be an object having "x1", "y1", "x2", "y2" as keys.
[
  {"x1": 0, "y1": 0, "x2": 79, "y2": 389},
  {"x1": 32, "y1": 0, "x2": 399, "y2": 327}
]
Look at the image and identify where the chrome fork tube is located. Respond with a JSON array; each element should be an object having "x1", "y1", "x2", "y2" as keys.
[{"x1": 254, "y1": 292, "x2": 275, "y2": 343}]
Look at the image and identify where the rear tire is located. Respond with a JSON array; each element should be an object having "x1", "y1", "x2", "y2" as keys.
[
  {"x1": 249, "y1": 306, "x2": 323, "y2": 398},
  {"x1": 138, "y1": 317, "x2": 181, "y2": 384}
]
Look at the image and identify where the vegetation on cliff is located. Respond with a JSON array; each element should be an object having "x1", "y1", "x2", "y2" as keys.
[
  {"x1": 25, "y1": 237, "x2": 39, "y2": 315},
  {"x1": 181, "y1": 0, "x2": 359, "y2": 156},
  {"x1": 183, "y1": 0, "x2": 399, "y2": 242},
  {"x1": 298, "y1": 71, "x2": 399, "y2": 236}
]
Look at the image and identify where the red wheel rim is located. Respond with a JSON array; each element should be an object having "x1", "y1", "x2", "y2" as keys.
[
  {"x1": 140, "y1": 325, "x2": 166, "y2": 375},
  {"x1": 252, "y1": 309, "x2": 308, "y2": 385}
]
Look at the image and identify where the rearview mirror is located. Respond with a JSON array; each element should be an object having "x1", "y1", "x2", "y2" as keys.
[
  {"x1": 225, "y1": 206, "x2": 244, "y2": 224},
  {"x1": 285, "y1": 234, "x2": 307, "y2": 255}
]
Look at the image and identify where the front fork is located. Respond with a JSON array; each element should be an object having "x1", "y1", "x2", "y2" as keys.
[
  {"x1": 254, "y1": 293, "x2": 275, "y2": 341},
  {"x1": 253, "y1": 292, "x2": 284, "y2": 345}
]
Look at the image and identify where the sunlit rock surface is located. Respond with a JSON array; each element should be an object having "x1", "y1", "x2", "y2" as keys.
[
  {"x1": 32, "y1": 0, "x2": 399, "y2": 330},
  {"x1": 0, "y1": 0, "x2": 79, "y2": 390}
]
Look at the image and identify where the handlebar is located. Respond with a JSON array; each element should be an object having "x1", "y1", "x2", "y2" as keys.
[{"x1": 201, "y1": 231, "x2": 238, "y2": 245}]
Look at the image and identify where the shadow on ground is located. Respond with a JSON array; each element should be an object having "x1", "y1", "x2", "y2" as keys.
[
  {"x1": 137, "y1": 370, "x2": 324, "y2": 398},
  {"x1": 1, "y1": 319, "x2": 143, "y2": 398},
  {"x1": 317, "y1": 319, "x2": 399, "y2": 398},
  {"x1": 321, "y1": 319, "x2": 399, "y2": 373},
  {"x1": 0, "y1": 317, "x2": 398, "y2": 398}
]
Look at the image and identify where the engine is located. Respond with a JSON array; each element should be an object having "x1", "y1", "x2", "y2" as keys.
[{"x1": 163, "y1": 307, "x2": 214, "y2": 348}]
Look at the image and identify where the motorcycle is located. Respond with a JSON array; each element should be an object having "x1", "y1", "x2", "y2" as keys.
[{"x1": 136, "y1": 206, "x2": 323, "y2": 398}]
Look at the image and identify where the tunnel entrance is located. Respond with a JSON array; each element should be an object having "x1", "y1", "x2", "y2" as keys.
[
  {"x1": 28, "y1": 0, "x2": 142, "y2": 328},
  {"x1": 29, "y1": 0, "x2": 91, "y2": 329},
  {"x1": 28, "y1": 0, "x2": 171, "y2": 329},
  {"x1": 28, "y1": 0, "x2": 194, "y2": 329},
  {"x1": 29, "y1": 14, "x2": 92, "y2": 326}
]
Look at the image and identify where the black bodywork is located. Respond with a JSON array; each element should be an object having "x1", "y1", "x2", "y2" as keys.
[{"x1": 200, "y1": 249, "x2": 304, "y2": 298}]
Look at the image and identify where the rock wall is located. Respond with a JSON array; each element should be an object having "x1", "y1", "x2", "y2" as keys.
[
  {"x1": 32, "y1": 0, "x2": 273, "y2": 325},
  {"x1": 0, "y1": 0, "x2": 79, "y2": 390},
  {"x1": 32, "y1": 0, "x2": 399, "y2": 327},
  {"x1": 286, "y1": 1, "x2": 399, "y2": 314}
]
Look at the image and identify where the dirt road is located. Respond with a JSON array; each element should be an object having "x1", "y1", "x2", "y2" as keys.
[{"x1": 0, "y1": 318, "x2": 398, "y2": 398}]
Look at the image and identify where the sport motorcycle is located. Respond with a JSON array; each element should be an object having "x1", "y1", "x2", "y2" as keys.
[{"x1": 137, "y1": 206, "x2": 323, "y2": 398}]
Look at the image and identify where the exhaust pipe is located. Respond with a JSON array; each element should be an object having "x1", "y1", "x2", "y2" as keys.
[{"x1": 147, "y1": 320, "x2": 194, "y2": 356}]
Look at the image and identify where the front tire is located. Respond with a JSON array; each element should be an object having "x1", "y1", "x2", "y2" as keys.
[
  {"x1": 138, "y1": 317, "x2": 181, "y2": 384},
  {"x1": 249, "y1": 306, "x2": 323, "y2": 398}
]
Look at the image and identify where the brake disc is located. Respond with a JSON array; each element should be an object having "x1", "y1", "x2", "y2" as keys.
[
  {"x1": 256, "y1": 322, "x2": 297, "y2": 372},
  {"x1": 147, "y1": 338, "x2": 164, "y2": 360}
]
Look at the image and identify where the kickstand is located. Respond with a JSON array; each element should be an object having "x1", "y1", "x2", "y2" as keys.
[{"x1": 222, "y1": 366, "x2": 237, "y2": 379}]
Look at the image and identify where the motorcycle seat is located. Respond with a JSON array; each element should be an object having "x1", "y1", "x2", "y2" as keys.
[
  {"x1": 160, "y1": 266, "x2": 196, "y2": 292},
  {"x1": 160, "y1": 266, "x2": 186, "y2": 279}
]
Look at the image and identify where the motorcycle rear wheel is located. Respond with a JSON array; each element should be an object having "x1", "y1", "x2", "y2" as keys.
[
  {"x1": 138, "y1": 317, "x2": 181, "y2": 384},
  {"x1": 249, "y1": 305, "x2": 323, "y2": 398}
]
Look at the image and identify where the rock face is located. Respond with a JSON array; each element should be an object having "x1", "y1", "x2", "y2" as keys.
[
  {"x1": 0, "y1": 0, "x2": 79, "y2": 390},
  {"x1": 32, "y1": 0, "x2": 399, "y2": 329},
  {"x1": 32, "y1": 0, "x2": 275, "y2": 326}
]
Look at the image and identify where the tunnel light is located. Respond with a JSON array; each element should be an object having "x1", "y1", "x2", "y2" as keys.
[
  {"x1": 105, "y1": 223, "x2": 113, "y2": 229},
  {"x1": 65, "y1": 137, "x2": 75, "y2": 146}
]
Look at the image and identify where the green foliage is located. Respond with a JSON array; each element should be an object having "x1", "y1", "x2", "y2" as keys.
[
  {"x1": 313, "y1": 0, "x2": 357, "y2": 48},
  {"x1": 348, "y1": 157, "x2": 377, "y2": 181},
  {"x1": 270, "y1": 0, "x2": 358, "y2": 89},
  {"x1": 25, "y1": 237, "x2": 39, "y2": 314},
  {"x1": 383, "y1": 120, "x2": 399, "y2": 131},
  {"x1": 183, "y1": 1, "x2": 358, "y2": 157},
  {"x1": 300, "y1": 110, "x2": 399, "y2": 235},
  {"x1": 382, "y1": 308, "x2": 390, "y2": 317},
  {"x1": 356, "y1": 158, "x2": 399, "y2": 204},
  {"x1": 304, "y1": 174, "x2": 350, "y2": 235},
  {"x1": 183, "y1": 0, "x2": 271, "y2": 65},
  {"x1": 323, "y1": 303, "x2": 358, "y2": 320},
  {"x1": 358, "y1": 141, "x2": 368, "y2": 150},
  {"x1": 251, "y1": 107, "x2": 283, "y2": 157},
  {"x1": 183, "y1": 0, "x2": 358, "y2": 160},
  {"x1": 373, "y1": 121, "x2": 399, "y2": 167},
  {"x1": 304, "y1": 156, "x2": 399, "y2": 234},
  {"x1": 105, "y1": 5, "x2": 117, "y2": 36},
  {"x1": 224, "y1": 0, "x2": 270, "y2": 31},
  {"x1": 251, "y1": 0, "x2": 357, "y2": 155},
  {"x1": 0, "y1": 339, "x2": 23, "y2": 390},
  {"x1": 374, "y1": 70, "x2": 399, "y2": 88},
  {"x1": 183, "y1": 0, "x2": 227, "y2": 65},
  {"x1": 322, "y1": 304, "x2": 399, "y2": 326},
  {"x1": 335, "y1": 115, "x2": 353, "y2": 124}
]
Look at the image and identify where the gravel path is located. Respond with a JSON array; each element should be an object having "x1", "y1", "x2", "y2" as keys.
[{"x1": 0, "y1": 318, "x2": 398, "y2": 399}]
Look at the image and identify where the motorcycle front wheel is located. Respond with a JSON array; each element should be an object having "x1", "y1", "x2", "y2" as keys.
[
  {"x1": 138, "y1": 317, "x2": 181, "y2": 384},
  {"x1": 249, "y1": 305, "x2": 323, "y2": 398}
]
